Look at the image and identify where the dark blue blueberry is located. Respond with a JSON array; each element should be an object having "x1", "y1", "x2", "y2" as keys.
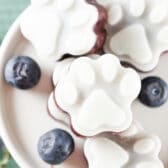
[
  {"x1": 38, "y1": 129, "x2": 75, "y2": 165},
  {"x1": 138, "y1": 76, "x2": 168, "y2": 107},
  {"x1": 4, "y1": 56, "x2": 41, "y2": 89}
]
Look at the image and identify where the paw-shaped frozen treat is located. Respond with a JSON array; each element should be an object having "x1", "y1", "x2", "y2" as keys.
[
  {"x1": 97, "y1": 0, "x2": 168, "y2": 71},
  {"x1": 84, "y1": 122, "x2": 164, "y2": 168},
  {"x1": 54, "y1": 54, "x2": 141, "y2": 136},
  {"x1": 20, "y1": 0, "x2": 106, "y2": 61}
]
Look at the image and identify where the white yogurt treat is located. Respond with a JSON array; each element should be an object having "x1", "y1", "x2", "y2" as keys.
[
  {"x1": 20, "y1": 0, "x2": 106, "y2": 61},
  {"x1": 97, "y1": 0, "x2": 168, "y2": 71},
  {"x1": 84, "y1": 122, "x2": 164, "y2": 168},
  {"x1": 52, "y1": 54, "x2": 141, "y2": 136},
  {"x1": 48, "y1": 92, "x2": 70, "y2": 125},
  {"x1": 52, "y1": 55, "x2": 100, "y2": 86},
  {"x1": 85, "y1": 137, "x2": 129, "y2": 168}
]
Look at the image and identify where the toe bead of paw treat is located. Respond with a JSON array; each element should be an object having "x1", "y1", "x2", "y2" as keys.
[
  {"x1": 84, "y1": 122, "x2": 164, "y2": 168},
  {"x1": 97, "y1": 0, "x2": 168, "y2": 71},
  {"x1": 52, "y1": 54, "x2": 141, "y2": 136},
  {"x1": 20, "y1": 0, "x2": 106, "y2": 61}
]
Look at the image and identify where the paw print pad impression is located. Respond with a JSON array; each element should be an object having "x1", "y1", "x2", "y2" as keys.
[
  {"x1": 97, "y1": 0, "x2": 168, "y2": 71},
  {"x1": 55, "y1": 54, "x2": 141, "y2": 136}
]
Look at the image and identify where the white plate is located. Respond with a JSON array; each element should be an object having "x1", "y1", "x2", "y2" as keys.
[
  {"x1": 0, "y1": 10, "x2": 86, "y2": 168},
  {"x1": 1, "y1": 8, "x2": 168, "y2": 168}
]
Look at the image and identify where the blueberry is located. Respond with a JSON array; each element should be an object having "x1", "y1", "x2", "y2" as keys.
[
  {"x1": 4, "y1": 56, "x2": 41, "y2": 89},
  {"x1": 38, "y1": 129, "x2": 75, "y2": 165},
  {"x1": 138, "y1": 76, "x2": 168, "y2": 107}
]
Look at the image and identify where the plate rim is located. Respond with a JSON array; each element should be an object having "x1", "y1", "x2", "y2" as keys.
[{"x1": 0, "y1": 8, "x2": 34, "y2": 168}]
